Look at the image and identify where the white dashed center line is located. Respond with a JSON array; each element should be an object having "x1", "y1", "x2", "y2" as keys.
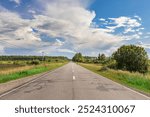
[{"x1": 73, "y1": 76, "x2": 76, "y2": 80}]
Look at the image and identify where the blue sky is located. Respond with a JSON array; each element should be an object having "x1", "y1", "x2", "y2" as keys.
[
  {"x1": 91, "y1": 0, "x2": 150, "y2": 30},
  {"x1": 0, "y1": 0, "x2": 150, "y2": 58}
]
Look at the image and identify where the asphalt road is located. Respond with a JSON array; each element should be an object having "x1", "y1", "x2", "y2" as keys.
[{"x1": 0, "y1": 62, "x2": 149, "y2": 100}]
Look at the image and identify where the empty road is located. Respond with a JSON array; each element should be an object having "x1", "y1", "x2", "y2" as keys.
[{"x1": 0, "y1": 62, "x2": 149, "y2": 100}]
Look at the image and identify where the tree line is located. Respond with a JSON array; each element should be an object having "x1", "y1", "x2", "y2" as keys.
[
  {"x1": 0, "y1": 56, "x2": 69, "y2": 61},
  {"x1": 72, "y1": 45, "x2": 149, "y2": 73}
]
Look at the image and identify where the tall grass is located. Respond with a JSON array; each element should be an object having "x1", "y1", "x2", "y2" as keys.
[
  {"x1": 0, "y1": 63, "x2": 66, "y2": 83},
  {"x1": 0, "y1": 65, "x2": 34, "y2": 75},
  {"x1": 80, "y1": 63, "x2": 150, "y2": 95}
]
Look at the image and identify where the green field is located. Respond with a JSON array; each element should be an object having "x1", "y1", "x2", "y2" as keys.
[
  {"x1": 0, "y1": 55, "x2": 69, "y2": 83},
  {"x1": 0, "y1": 61, "x2": 67, "y2": 83},
  {"x1": 79, "y1": 63, "x2": 150, "y2": 96}
]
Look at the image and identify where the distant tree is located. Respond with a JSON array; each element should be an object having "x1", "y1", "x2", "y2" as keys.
[
  {"x1": 84, "y1": 56, "x2": 97, "y2": 63},
  {"x1": 29, "y1": 60, "x2": 40, "y2": 65},
  {"x1": 113, "y1": 45, "x2": 148, "y2": 73},
  {"x1": 98, "y1": 53, "x2": 106, "y2": 63},
  {"x1": 0, "y1": 56, "x2": 69, "y2": 62},
  {"x1": 72, "y1": 53, "x2": 84, "y2": 62},
  {"x1": 98, "y1": 54, "x2": 101, "y2": 60}
]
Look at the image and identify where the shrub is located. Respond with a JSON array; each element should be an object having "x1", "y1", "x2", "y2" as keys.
[
  {"x1": 29, "y1": 60, "x2": 40, "y2": 65},
  {"x1": 100, "y1": 66, "x2": 109, "y2": 71},
  {"x1": 106, "y1": 60, "x2": 117, "y2": 69},
  {"x1": 13, "y1": 61, "x2": 19, "y2": 65},
  {"x1": 113, "y1": 45, "x2": 148, "y2": 73}
]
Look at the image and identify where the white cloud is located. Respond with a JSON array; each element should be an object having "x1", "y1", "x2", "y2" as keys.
[
  {"x1": 54, "y1": 39, "x2": 64, "y2": 46},
  {"x1": 137, "y1": 41, "x2": 150, "y2": 49},
  {"x1": 14, "y1": 27, "x2": 41, "y2": 41},
  {"x1": 10, "y1": 0, "x2": 21, "y2": 5},
  {"x1": 134, "y1": 15, "x2": 142, "y2": 21},
  {"x1": 122, "y1": 34, "x2": 140, "y2": 40},
  {"x1": 30, "y1": 0, "x2": 121, "y2": 53},
  {"x1": 0, "y1": 8, "x2": 41, "y2": 46},
  {"x1": 138, "y1": 32, "x2": 143, "y2": 35},
  {"x1": 108, "y1": 16, "x2": 141, "y2": 32},
  {"x1": 0, "y1": 1, "x2": 146, "y2": 57},
  {"x1": 124, "y1": 28, "x2": 136, "y2": 34},
  {"x1": 144, "y1": 36, "x2": 150, "y2": 39},
  {"x1": 98, "y1": 16, "x2": 144, "y2": 40},
  {"x1": 99, "y1": 18, "x2": 106, "y2": 21},
  {"x1": 0, "y1": 45, "x2": 5, "y2": 55},
  {"x1": 28, "y1": 10, "x2": 36, "y2": 14},
  {"x1": 136, "y1": 27, "x2": 144, "y2": 32},
  {"x1": 57, "y1": 49, "x2": 76, "y2": 53}
]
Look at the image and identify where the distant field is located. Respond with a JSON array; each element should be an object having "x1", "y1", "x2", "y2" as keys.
[
  {"x1": 79, "y1": 63, "x2": 150, "y2": 96},
  {"x1": 0, "y1": 61, "x2": 68, "y2": 83},
  {"x1": 0, "y1": 64, "x2": 24, "y2": 70}
]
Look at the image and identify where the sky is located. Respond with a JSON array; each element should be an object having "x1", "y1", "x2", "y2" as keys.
[{"x1": 0, "y1": 0, "x2": 150, "y2": 58}]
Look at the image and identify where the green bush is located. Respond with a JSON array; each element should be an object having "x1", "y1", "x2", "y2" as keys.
[
  {"x1": 106, "y1": 60, "x2": 117, "y2": 69},
  {"x1": 100, "y1": 66, "x2": 109, "y2": 71},
  {"x1": 113, "y1": 45, "x2": 148, "y2": 73},
  {"x1": 13, "y1": 61, "x2": 19, "y2": 65},
  {"x1": 29, "y1": 60, "x2": 40, "y2": 65}
]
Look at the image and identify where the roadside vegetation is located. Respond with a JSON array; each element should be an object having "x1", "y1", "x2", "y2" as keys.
[
  {"x1": 72, "y1": 45, "x2": 150, "y2": 95},
  {"x1": 79, "y1": 63, "x2": 150, "y2": 95},
  {"x1": 0, "y1": 56, "x2": 69, "y2": 83}
]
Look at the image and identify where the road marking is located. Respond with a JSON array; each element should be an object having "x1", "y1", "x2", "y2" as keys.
[{"x1": 73, "y1": 76, "x2": 76, "y2": 80}]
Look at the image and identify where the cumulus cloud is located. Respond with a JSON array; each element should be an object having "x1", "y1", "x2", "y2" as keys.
[
  {"x1": 33, "y1": 0, "x2": 121, "y2": 53},
  {"x1": 108, "y1": 16, "x2": 141, "y2": 34},
  {"x1": 0, "y1": 7, "x2": 43, "y2": 52},
  {"x1": 0, "y1": 0, "x2": 147, "y2": 57},
  {"x1": 1, "y1": 0, "x2": 122, "y2": 56},
  {"x1": 109, "y1": 16, "x2": 141, "y2": 28},
  {"x1": 99, "y1": 16, "x2": 144, "y2": 40}
]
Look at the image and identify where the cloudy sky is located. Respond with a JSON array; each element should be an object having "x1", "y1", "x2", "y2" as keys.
[{"x1": 0, "y1": 0, "x2": 150, "y2": 58}]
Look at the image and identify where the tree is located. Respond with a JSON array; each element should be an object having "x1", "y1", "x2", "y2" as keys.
[
  {"x1": 98, "y1": 53, "x2": 106, "y2": 63},
  {"x1": 113, "y1": 45, "x2": 148, "y2": 73},
  {"x1": 72, "y1": 53, "x2": 84, "y2": 62},
  {"x1": 84, "y1": 56, "x2": 97, "y2": 63},
  {"x1": 0, "y1": 56, "x2": 69, "y2": 62}
]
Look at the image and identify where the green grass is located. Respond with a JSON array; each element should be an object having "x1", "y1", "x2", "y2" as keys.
[
  {"x1": 79, "y1": 63, "x2": 150, "y2": 95},
  {"x1": 0, "y1": 62, "x2": 67, "y2": 83}
]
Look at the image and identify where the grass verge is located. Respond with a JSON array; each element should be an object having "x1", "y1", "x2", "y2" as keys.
[
  {"x1": 0, "y1": 62, "x2": 67, "y2": 83},
  {"x1": 79, "y1": 63, "x2": 150, "y2": 96}
]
